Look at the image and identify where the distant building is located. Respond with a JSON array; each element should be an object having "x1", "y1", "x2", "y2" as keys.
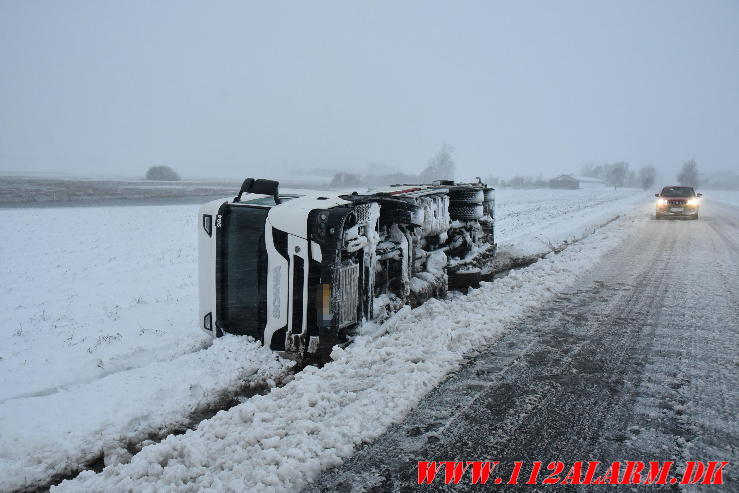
[
  {"x1": 549, "y1": 174, "x2": 580, "y2": 189},
  {"x1": 571, "y1": 175, "x2": 607, "y2": 188}
]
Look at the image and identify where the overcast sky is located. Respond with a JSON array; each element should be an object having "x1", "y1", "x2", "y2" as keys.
[{"x1": 1, "y1": 0, "x2": 737, "y2": 181}]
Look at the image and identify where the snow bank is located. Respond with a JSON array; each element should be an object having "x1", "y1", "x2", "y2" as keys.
[{"x1": 53, "y1": 200, "x2": 649, "y2": 493}]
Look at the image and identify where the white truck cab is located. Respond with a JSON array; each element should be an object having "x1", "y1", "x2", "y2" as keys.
[{"x1": 199, "y1": 178, "x2": 495, "y2": 361}]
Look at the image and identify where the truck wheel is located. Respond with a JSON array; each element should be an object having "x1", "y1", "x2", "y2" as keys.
[
  {"x1": 448, "y1": 189, "x2": 484, "y2": 203},
  {"x1": 655, "y1": 213, "x2": 662, "y2": 220},
  {"x1": 449, "y1": 204, "x2": 484, "y2": 220}
]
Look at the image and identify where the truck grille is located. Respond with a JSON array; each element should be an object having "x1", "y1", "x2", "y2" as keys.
[
  {"x1": 337, "y1": 262, "x2": 359, "y2": 328},
  {"x1": 354, "y1": 203, "x2": 373, "y2": 224},
  {"x1": 668, "y1": 200, "x2": 686, "y2": 205}
]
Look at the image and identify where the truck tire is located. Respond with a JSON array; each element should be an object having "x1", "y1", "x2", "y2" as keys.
[
  {"x1": 449, "y1": 204, "x2": 484, "y2": 220},
  {"x1": 448, "y1": 189, "x2": 484, "y2": 203}
]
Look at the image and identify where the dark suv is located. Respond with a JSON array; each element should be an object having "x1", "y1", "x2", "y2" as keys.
[{"x1": 655, "y1": 186, "x2": 702, "y2": 220}]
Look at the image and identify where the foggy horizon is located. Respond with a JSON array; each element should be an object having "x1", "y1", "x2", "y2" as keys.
[{"x1": 1, "y1": 0, "x2": 737, "y2": 183}]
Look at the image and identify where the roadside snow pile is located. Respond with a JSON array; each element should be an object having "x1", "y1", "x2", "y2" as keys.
[{"x1": 54, "y1": 202, "x2": 648, "y2": 493}]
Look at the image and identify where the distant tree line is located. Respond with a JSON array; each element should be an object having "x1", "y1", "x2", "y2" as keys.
[
  {"x1": 479, "y1": 163, "x2": 656, "y2": 190},
  {"x1": 331, "y1": 145, "x2": 456, "y2": 187},
  {"x1": 494, "y1": 175, "x2": 549, "y2": 189},
  {"x1": 580, "y1": 162, "x2": 656, "y2": 190},
  {"x1": 699, "y1": 170, "x2": 739, "y2": 190},
  {"x1": 484, "y1": 160, "x2": 738, "y2": 191}
]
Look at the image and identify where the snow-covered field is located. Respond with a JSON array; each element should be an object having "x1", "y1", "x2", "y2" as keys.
[
  {"x1": 706, "y1": 190, "x2": 739, "y2": 208},
  {"x1": 0, "y1": 188, "x2": 646, "y2": 491}
]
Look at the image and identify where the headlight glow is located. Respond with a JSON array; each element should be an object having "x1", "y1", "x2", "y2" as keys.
[
  {"x1": 687, "y1": 198, "x2": 699, "y2": 206},
  {"x1": 657, "y1": 198, "x2": 667, "y2": 206}
]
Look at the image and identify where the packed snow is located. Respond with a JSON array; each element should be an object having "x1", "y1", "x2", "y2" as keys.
[{"x1": 0, "y1": 188, "x2": 645, "y2": 491}]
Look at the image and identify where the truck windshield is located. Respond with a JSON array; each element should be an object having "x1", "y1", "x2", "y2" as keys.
[
  {"x1": 216, "y1": 205, "x2": 268, "y2": 338},
  {"x1": 661, "y1": 187, "x2": 695, "y2": 197}
]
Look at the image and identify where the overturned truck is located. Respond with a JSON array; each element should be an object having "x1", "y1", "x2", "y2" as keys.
[{"x1": 198, "y1": 178, "x2": 496, "y2": 361}]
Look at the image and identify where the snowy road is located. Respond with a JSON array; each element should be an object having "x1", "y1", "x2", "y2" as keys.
[{"x1": 307, "y1": 200, "x2": 739, "y2": 492}]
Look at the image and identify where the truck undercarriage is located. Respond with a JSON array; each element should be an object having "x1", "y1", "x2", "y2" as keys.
[{"x1": 199, "y1": 179, "x2": 496, "y2": 362}]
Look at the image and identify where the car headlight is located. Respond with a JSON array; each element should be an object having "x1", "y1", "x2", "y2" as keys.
[
  {"x1": 657, "y1": 198, "x2": 667, "y2": 206},
  {"x1": 687, "y1": 198, "x2": 699, "y2": 206}
]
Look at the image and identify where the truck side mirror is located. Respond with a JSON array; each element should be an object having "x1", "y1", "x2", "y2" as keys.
[
  {"x1": 697, "y1": 193, "x2": 703, "y2": 197},
  {"x1": 654, "y1": 193, "x2": 660, "y2": 197}
]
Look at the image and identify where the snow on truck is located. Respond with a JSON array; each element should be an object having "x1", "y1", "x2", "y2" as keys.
[{"x1": 198, "y1": 178, "x2": 496, "y2": 361}]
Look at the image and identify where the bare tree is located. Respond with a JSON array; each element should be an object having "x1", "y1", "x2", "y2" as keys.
[
  {"x1": 605, "y1": 162, "x2": 628, "y2": 189},
  {"x1": 677, "y1": 159, "x2": 699, "y2": 187},
  {"x1": 638, "y1": 165, "x2": 657, "y2": 190},
  {"x1": 419, "y1": 144, "x2": 455, "y2": 182}
]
